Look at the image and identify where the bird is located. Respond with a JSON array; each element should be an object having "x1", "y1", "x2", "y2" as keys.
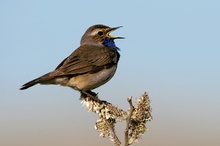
[{"x1": 20, "y1": 24, "x2": 124, "y2": 102}]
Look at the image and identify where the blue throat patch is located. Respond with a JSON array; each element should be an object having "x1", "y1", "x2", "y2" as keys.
[{"x1": 102, "y1": 37, "x2": 120, "y2": 51}]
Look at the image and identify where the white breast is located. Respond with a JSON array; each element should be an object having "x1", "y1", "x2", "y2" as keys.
[{"x1": 67, "y1": 66, "x2": 117, "y2": 90}]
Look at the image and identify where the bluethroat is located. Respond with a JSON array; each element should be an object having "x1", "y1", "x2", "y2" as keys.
[{"x1": 20, "y1": 24, "x2": 124, "y2": 102}]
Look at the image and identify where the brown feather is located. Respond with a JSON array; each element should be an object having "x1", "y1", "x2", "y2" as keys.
[{"x1": 50, "y1": 44, "x2": 120, "y2": 77}]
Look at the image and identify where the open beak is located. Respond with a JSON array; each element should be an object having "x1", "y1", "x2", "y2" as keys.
[{"x1": 106, "y1": 26, "x2": 125, "y2": 39}]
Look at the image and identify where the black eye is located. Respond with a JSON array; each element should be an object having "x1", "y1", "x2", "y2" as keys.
[{"x1": 98, "y1": 31, "x2": 103, "y2": 36}]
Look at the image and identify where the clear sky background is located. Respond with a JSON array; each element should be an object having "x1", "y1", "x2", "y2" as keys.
[{"x1": 1, "y1": 0, "x2": 220, "y2": 146}]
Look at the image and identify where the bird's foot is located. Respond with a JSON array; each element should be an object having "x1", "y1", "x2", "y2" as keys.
[{"x1": 80, "y1": 90, "x2": 102, "y2": 103}]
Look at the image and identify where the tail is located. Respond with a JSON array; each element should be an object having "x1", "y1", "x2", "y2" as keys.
[{"x1": 20, "y1": 73, "x2": 51, "y2": 90}]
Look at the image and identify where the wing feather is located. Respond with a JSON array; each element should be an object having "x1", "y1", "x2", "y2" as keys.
[{"x1": 51, "y1": 45, "x2": 120, "y2": 77}]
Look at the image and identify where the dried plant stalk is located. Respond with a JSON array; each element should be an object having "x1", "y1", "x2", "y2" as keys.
[{"x1": 81, "y1": 92, "x2": 152, "y2": 146}]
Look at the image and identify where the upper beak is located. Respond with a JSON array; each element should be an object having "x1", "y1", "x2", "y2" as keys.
[{"x1": 106, "y1": 26, "x2": 125, "y2": 39}]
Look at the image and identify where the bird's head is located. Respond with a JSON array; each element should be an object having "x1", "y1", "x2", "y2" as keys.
[{"x1": 80, "y1": 24, "x2": 124, "y2": 50}]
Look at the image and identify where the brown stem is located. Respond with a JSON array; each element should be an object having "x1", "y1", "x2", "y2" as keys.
[{"x1": 124, "y1": 96, "x2": 134, "y2": 146}]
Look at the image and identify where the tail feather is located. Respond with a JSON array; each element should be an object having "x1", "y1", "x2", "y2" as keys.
[
  {"x1": 20, "y1": 78, "x2": 41, "y2": 90},
  {"x1": 20, "y1": 73, "x2": 51, "y2": 90}
]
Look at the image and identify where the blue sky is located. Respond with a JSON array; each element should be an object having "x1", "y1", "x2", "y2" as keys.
[{"x1": 1, "y1": 0, "x2": 220, "y2": 146}]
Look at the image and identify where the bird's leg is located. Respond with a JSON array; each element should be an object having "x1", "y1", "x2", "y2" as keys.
[{"x1": 80, "y1": 90, "x2": 101, "y2": 103}]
